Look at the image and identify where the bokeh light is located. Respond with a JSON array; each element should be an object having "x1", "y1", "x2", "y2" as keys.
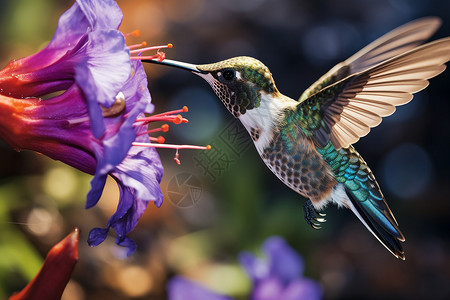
[
  {"x1": 42, "y1": 167, "x2": 79, "y2": 204},
  {"x1": 380, "y1": 143, "x2": 433, "y2": 199},
  {"x1": 168, "y1": 87, "x2": 224, "y2": 143}
]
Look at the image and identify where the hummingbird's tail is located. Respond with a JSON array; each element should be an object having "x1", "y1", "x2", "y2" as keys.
[
  {"x1": 329, "y1": 147, "x2": 405, "y2": 260},
  {"x1": 339, "y1": 183, "x2": 405, "y2": 260}
]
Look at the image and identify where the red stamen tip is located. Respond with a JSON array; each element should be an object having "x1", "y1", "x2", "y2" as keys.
[
  {"x1": 182, "y1": 106, "x2": 188, "y2": 112},
  {"x1": 168, "y1": 43, "x2": 173, "y2": 48},
  {"x1": 157, "y1": 136, "x2": 165, "y2": 144},
  {"x1": 142, "y1": 41, "x2": 147, "y2": 46},
  {"x1": 206, "y1": 145, "x2": 212, "y2": 150},
  {"x1": 132, "y1": 29, "x2": 141, "y2": 37},
  {"x1": 161, "y1": 124, "x2": 169, "y2": 132},
  {"x1": 174, "y1": 115, "x2": 183, "y2": 124}
]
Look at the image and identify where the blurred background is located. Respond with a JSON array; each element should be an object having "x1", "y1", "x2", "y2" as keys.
[{"x1": 1, "y1": 0, "x2": 450, "y2": 299}]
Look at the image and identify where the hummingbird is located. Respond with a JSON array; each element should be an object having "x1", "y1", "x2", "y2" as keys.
[{"x1": 145, "y1": 17, "x2": 450, "y2": 260}]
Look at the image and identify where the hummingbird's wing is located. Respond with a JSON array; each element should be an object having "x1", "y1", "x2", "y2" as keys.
[
  {"x1": 299, "y1": 17, "x2": 442, "y2": 102},
  {"x1": 297, "y1": 37, "x2": 450, "y2": 149}
]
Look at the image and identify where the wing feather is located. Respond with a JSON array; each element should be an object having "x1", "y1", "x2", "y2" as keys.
[
  {"x1": 348, "y1": 98, "x2": 397, "y2": 116},
  {"x1": 299, "y1": 17, "x2": 442, "y2": 102},
  {"x1": 358, "y1": 80, "x2": 430, "y2": 93},
  {"x1": 353, "y1": 91, "x2": 412, "y2": 105},
  {"x1": 298, "y1": 37, "x2": 450, "y2": 149},
  {"x1": 345, "y1": 17, "x2": 442, "y2": 73}
]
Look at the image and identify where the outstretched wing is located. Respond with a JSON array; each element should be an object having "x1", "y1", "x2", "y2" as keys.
[
  {"x1": 299, "y1": 17, "x2": 442, "y2": 102},
  {"x1": 297, "y1": 37, "x2": 450, "y2": 149}
]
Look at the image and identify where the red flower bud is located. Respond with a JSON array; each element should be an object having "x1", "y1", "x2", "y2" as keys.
[{"x1": 9, "y1": 228, "x2": 79, "y2": 300}]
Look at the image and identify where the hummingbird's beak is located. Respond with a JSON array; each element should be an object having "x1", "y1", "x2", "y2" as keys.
[{"x1": 142, "y1": 58, "x2": 204, "y2": 73}]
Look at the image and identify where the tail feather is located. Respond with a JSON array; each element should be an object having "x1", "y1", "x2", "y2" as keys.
[
  {"x1": 340, "y1": 185, "x2": 405, "y2": 260},
  {"x1": 320, "y1": 141, "x2": 406, "y2": 259},
  {"x1": 322, "y1": 144, "x2": 406, "y2": 259}
]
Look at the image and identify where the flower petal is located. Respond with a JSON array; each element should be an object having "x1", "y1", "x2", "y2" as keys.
[
  {"x1": 262, "y1": 236, "x2": 304, "y2": 284},
  {"x1": 86, "y1": 174, "x2": 107, "y2": 209},
  {"x1": 115, "y1": 236, "x2": 137, "y2": 257},
  {"x1": 88, "y1": 139, "x2": 163, "y2": 255},
  {"x1": 87, "y1": 227, "x2": 109, "y2": 247},
  {"x1": 87, "y1": 62, "x2": 154, "y2": 208},
  {"x1": 112, "y1": 135, "x2": 164, "y2": 206},
  {"x1": 76, "y1": 0, "x2": 123, "y2": 31},
  {"x1": 238, "y1": 251, "x2": 270, "y2": 283},
  {"x1": 75, "y1": 29, "x2": 131, "y2": 137},
  {"x1": 281, "y1": 278, "x2": 323, "y2": 300},
  {"x1": 251, "y1": 277, "x2": 284, "y2": 300},
  {"x1": 167, "y1": 276, "x2": 232, "y2": 300},
  {"x1": 8, "y1": 0, "x2": 123, "y2": 73},
  {"x1": 126, "y1": 61, "x2": 155, "y2": 114},
  {"x1": 101, "y1": 62, "x2": 154, "y2": 171}
]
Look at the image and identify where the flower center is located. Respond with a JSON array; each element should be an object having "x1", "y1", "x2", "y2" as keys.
[
  {"x1": 101, "y1": 92, "x2": 126, "y2": 117},
  {"x1": 67, "y1": 92, "x2": 127, "y2": 126}
]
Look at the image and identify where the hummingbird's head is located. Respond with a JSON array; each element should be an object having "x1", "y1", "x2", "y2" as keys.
[{"x1": 146, "y1": 56, "x2": 279, "y2": 118}]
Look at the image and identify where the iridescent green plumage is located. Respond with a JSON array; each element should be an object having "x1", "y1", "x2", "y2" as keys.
[
  {"x1": 317, "y1": 142, "x2": 404, "y2": 247},
  {"x1": 285, "y1": 79, "x2": 350, "y2": 143}
]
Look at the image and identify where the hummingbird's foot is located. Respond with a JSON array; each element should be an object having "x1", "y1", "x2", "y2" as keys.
[{"x1": 303, "y1": 200, "x2": 326, "y2": 230}]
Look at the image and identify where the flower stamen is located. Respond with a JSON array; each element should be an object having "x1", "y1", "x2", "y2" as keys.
[
  {"x1": 137, "y1": 124, "x2": 169, "y2": 136},
  {"x1": 124, "y1": 29, "x2": 141, "y2": 38},
  {"x1": 124, "y1": 26, "x2": 172, "y2": 63},
  {"x1": 132, "y1": 142, "x2": 211, "y2": 151},
  {"x1": 149, "y1": 136, "x2": 165, "y2": 144},
  {"x1": 132, "y1": 142, "x2": 211, "y2": 165},
  {"x1": 128, "y1": 41, "x2": 147, "y2": 50},
  {"x1": 133, "y1": 106, "x2": 210, "y2": 164},
  {"x1": 134, "y1": 114, "x2": 188, "y2": 126},
  {"x1": 152, "y1": 106, "x2": 188, "y2": 117},
  {"x1": 129, "y1": 44, "x2": 172, "y2": 62},
  {"x1": 129, "y1": 44, "x2": 172, "y2": 55}
]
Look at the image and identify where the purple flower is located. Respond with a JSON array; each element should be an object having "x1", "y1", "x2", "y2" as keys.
[
  {"x1": 0, "y1": 0, "x2": 165, "y2": 255},
  {"x1": 167, "y1": 237, "x2": 322, "y2": 300},
  {"x1": 239, "y1": 236, "x2": 323, "y2": 300},
  {"x1": 167, "y1": 277, "x2": 232, "y2": 300},
  {"x1": 0, "y1": 0, "x2": 129, "y2": 138}
]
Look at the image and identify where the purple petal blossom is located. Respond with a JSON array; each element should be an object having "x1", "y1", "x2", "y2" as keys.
[
  {"x1": 167, "y1": 277, "x2": 232, "y2": 300},
  {"x1": 239, "y1": 236, "x2": 323, "y2": 300},
  {"x1": 166, "y1": 237, "x2": 322, "y2": 300},
  {"x1": 0, "y1": 0, "x2": 163, "y2": 255},
  {"x1": 0, "y1": 0, "x2": 130, "y2": 138}
]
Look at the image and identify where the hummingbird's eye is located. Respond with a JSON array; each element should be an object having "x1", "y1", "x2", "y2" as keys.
[{"x1": 222, "y1": 69, "x2": 236, "y2": 81}]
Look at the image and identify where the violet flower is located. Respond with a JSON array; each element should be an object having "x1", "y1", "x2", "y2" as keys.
[
  {"x1": 0, "y1": 0, "x2": 128, "y2": 138},
  {"x1": 239, "y1": 236, "x2": 323, "y2": 300},
  {"x1": 167, "y1": 236, "x2": 322, "y2": 300},
  {"x1": 0, "y1": 0, "x2": 203, "y2": 255},
  {"x1": 168, "y1": 277, "x2": 232, "y2": 300}
]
